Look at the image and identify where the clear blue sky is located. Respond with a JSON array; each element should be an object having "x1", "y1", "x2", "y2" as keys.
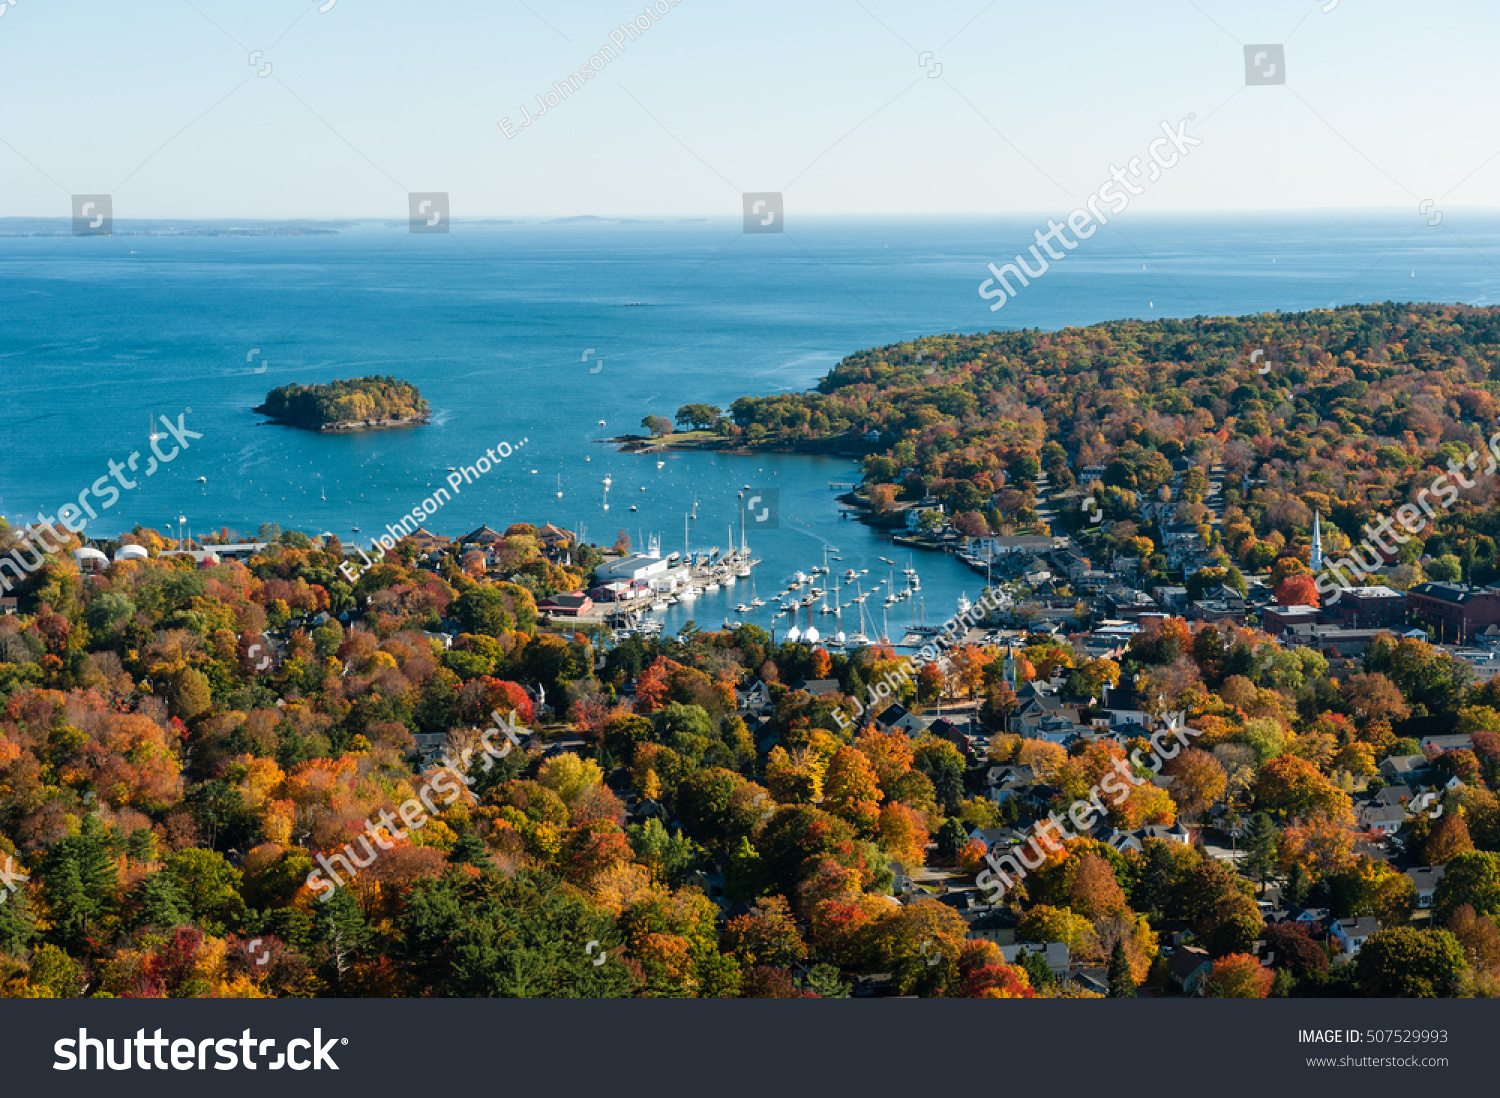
[{"x1": 1, "y1": 0, "x2": 1497, "y2": 218}]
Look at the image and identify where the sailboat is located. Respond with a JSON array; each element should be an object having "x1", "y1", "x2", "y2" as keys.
[
  {"x1": 148, "y1": 414, "x2": 162, "y2": 442},
  {"x1": 556, "y1": 474, "x2": 563, "y2": 500},
  {"x1": 735, "y1": 510, "x2": 752, "y2": 576}
]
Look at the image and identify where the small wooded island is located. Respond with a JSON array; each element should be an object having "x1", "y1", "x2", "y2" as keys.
[{"x1": 254, "y1": 375, "x2": 430, "y2": 432}]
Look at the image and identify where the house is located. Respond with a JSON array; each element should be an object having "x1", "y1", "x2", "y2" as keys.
[
  {"x1": 929, "y1": 717, "x2": 978, "y2": 762},
  {"x1": 972, "y1": 535, "x2": 1059, "y2": 558},
  {"x1": 404, "y1": 526, "x2": 452, "y2": 554},
  {"x1": 965, "y1": 908, "x2": 1018, "y2": 946},
  {"x1": 1102, "y1": 823, "x2": 1192, "y2": 853},
  {"x1": 1071, "y1": 968, "x2": 1110, "y2": 996},
  {"x1": 1379, "y1": 754, "x2": 1430, "y2": 783},
  {"x1": 457, "y1": 525, "x2": 505, "y2": 547},
  {"x1": 538, "y1": 592, "x2": 593, "y2": 617},
  {"x1": 736, "y1": 679, "x2": 773, "y2": 715},
  {"x1": 1168, "y1": 947, "x2": 1213, "y2": 995},
  {"x1": 1406, "y1": 865, "x2": 1446, "y2": 909},
  {"x1": 905, "y1": 504, "x2": 944, "y2": 531},
  {"x1": 536, "y1": 523, "x2": 572, "y2": 548},
  {"x1": 791, "y1": 678, "x2": 842, "y2": 698},
  {"x1": 1356, "y1": 801, "x2": 1408, "y2": 837},
  {"x1": 875, "y1": 703, "x2": 927, "y2": 735},
  {"x1": 1330, "y1": 916, "x2": 1380, "y2": 956},
  {"x1": 1421, "y1": 733, "x2": 1473, "y2": 753},
  {"x1": 1001, "y1": 942, "x2": 1071, "y2": 980},
  {"x1": 1370, "y1": 784, "x2": 1412, "y2": 808}
]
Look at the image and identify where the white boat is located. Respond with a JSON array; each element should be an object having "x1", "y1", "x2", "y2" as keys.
[
  {"x1": 735, "y1": 603, "x2": 752, "y2": 613},
  {"x1": 705, "y1": 581, "x2": 720, "y2": 592},
  {"x1": 723, "y1": 574, "x2": 736, "y2": 586},
  {"x1": 556, "y1": 474, "x2": 563, "y2": 499},
  {"x1": 656, "y1": 460, "x2": 665, "y2": 469},
  {"x1": 753, "y1": 597, "x2": 766, "y2": 607},
  {"x1": 650, "y1": 599, "x2": 669, "y2": 611},
  {"x1": 844, "y1": 569, "x2": 857, "y2": 581},
  {"x1": 679, "y1": 587, "x2": 698, "y2": 602},
  {"x1": 957, "y1": 592, "x2": 972, "y2": 616},
  {"x1": 603, "y1": 475, "x2": 612, "y2": 488}
]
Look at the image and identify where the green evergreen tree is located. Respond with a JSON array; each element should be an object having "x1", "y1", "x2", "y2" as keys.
[
  {"x1": 1017, "y1": 947, "x2": 1052, "y2": 991},
  {"x1": 1240, "y1": 812, "x2": 1280, "y2": 892},
  {"x1": 42, "y1": 815, "x2": 117, "y2": 946},
  {"x1": 800, "y1": 963, "x2": 851, "y2": 998},
  {"x1": 314, "y1": 886, "x2": 368, "y2": 995},
  {"x1": 134, "y1": 872, "x2": 189, "y2": 930},
  {"x1": 1107, "y1": 938, "x2": 1136, "y2": 998},
  {"x1": 448, "y1": 831, "x2": 492, "y2": 868},
  {"x1": 935, "y1": 817, "x2": 970, "y2": 860}
]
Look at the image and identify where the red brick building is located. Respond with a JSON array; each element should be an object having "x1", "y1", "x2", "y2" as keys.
[{"x1": 1407, "y1": 582, "x2": 1500, "y2": 643}]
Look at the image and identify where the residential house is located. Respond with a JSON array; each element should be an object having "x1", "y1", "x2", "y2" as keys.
[
  {"x1": 875, "y1": 703, "x2": 928, "y2": 735},
  {"x1": 1379, "y1": 754, "x2": 1430, "y2": 783},
  {"x1": 1330, "y1": 916, "x2": 1381, "y2": 956},
  {"x1": 1405, "y1": 865, "x2": 1446, "y2": 909},
  {"x1": 1168, "y1": 947, "x2": 1213, "y2": 995}
]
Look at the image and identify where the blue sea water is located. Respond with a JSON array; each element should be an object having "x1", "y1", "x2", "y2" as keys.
[{"x1": 4, "y1": 212, "x2": 1500, "y2": 636}]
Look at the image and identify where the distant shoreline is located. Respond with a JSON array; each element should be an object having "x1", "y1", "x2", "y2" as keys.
[{"x1": 255, "y1": 412, "x2": 430, "y2": 433}]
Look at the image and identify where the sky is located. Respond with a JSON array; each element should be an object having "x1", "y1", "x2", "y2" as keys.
[{"x1": 1, "y1": 0, "x2": 1498, "y2": 219}]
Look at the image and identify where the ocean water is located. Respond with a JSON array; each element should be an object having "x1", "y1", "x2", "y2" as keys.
[{"x1": 4, "y1": 212, "x2": 1500, "y2": 636}]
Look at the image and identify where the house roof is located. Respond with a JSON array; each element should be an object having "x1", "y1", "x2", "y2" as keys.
[
  {"x1": 1381, "y1": 754, "x2": 1427, "y2": 773},
  {"x1": 792, "y1": 679, "x2": 842, "y2": 697},
  {"x1": 459, "y1": 525, "x2": 505, "y2": 544},
  {"x1": 1406, "y1": 865, "x2": 1446, "y2": 891},
  {"x1": 1421, "y1": 733, "x2": 1473, "y2": 752},
  {"x1": 1168, "y1": 946, "x2": 1211, "y2": 979}
]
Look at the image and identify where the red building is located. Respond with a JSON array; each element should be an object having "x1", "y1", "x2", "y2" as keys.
[
  {"x1": 1407, "y1": 582, "x2": 1500, "y2": 643},
  {"x1": 538, "y1": 592, "x2": 593, "y2": 618}
]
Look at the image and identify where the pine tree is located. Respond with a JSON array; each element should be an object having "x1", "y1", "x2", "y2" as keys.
[
  {"x1": 448, "y1": 831, "x2": 491, "y2": 868},
  {"x1": 314, "y1": 887, "x2": 367, "y2": 995},
  {"x1": 43, "y1": 815, "x2": 118, "y2": 945},
  {"x1": 134, "y1": 872, "x2": 188, "y2": 930},
  {"x1": 1108, "y1": 937, "x2": 1137, "y2": 998},
  {"x1": 1017, "y1": 947, "x2": 1052, "y2": 991},
  {"x1": 1241, "y1": 812, "x2": 1280, "y2": 892}
]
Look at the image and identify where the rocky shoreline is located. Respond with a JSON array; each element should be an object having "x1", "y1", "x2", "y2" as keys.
[{"x1": 255, "y1": 412, "x2": 430, "y2": 433}]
